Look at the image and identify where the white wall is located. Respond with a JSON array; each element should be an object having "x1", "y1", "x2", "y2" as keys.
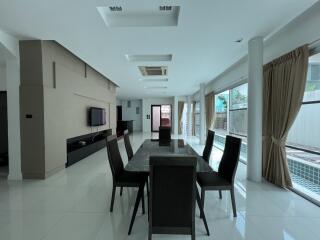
[
  {"x1": 0, "y1": 64, "x2": 6, "y2": 90},
  {"x1": 0, "y1": 29, "x2": 21, "y2": 180},
  {"x1": 142, "y1": 97, "x2": 174, "y2": 133},
  {"x1": 203, "y1": 2, "x2": 320, "y2": 95},
  {"x1": 121, "y1": 99, "x2": 142, "y2": 132}
]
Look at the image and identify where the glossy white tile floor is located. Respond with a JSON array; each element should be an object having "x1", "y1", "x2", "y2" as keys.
[{"x1": 0, "y1": 132, "x2": 319, "y2": 240}]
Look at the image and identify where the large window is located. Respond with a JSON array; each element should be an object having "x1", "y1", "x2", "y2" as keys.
[
  {"x1": 214, "y1": 90, "x2": 229, "y2": 133},
  {"x1": 230, "y1": 84, "x2": 248, "y2": 137},
  {"x1": 194, "y1": 102, "x2": 200, "y2": 137},
  {"x1": 287, "y1": 52, "x2": 320, "y2": 203},
  {"x1": 213, "y1": 86, "x2": 248, "y2": 162}
]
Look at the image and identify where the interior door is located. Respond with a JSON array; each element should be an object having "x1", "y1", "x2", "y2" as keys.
[
  {"x1": 151, "y1": 105, "x2": 172, "y2": 132},
  {"x1": 160, "y1": 105, "x2": 171, "y2": 127},
  {"x1": 151, "y1": 105, "x2": 161, "y2": 132}
]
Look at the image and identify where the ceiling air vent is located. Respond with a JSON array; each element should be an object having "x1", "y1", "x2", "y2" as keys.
[{"x1": 138, "y1": 66, "x2": 168, "y2": 76}]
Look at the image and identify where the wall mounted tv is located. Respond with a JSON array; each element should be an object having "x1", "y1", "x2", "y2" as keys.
[{"x1": 88, "y1": 107, "x2": 106, "y2": 126}]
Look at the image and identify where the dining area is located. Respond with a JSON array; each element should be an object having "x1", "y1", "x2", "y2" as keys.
[{"x1": 106, "y1": 128, "x2": 242, "y2": 239}]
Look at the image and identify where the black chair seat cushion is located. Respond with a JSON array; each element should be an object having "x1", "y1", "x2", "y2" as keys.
[
  {"x1": 197, "y1": 171, "x2": 231, "y2": 187},
  {"x1": 116, "y1": 170, "x2": 147, "y2": 184}
]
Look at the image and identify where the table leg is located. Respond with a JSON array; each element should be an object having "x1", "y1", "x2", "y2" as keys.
[{"x1": 128, "y1": 182, "x2": 145, "y2": 235}]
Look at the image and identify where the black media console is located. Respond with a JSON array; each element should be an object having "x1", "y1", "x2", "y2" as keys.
[{"x1": 66, "y1": 129, "x2": 112, "y2": 167}]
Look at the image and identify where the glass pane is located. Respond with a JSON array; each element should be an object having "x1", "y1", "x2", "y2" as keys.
[
  {"x1": 215, "y1": 90, "x2": 228, "y2": 113},
  {"x1": 288, "y1": 52, "x2": 320, "y2": 203},
  {"x1": 304, "y1": 53, "x2": 320, "y2": 102},
  {"x1": 230, "y1": 83, "x2": 248, "y2": 110},
  {"x1": 230, "y1": 109, "x2": 247, "y2": 136},
  {"x1": 287, "y1": 103, "x2": 320, "y2": 151},
  {"x1": 214, "y1": 90, "x2": 229, "y2": 133},
  {"x1": 152, "y1": 106, "x2": 161, "y2": 131},
  {"x1": 161, "y1": 105, "x2": 171, "y2": 127}
]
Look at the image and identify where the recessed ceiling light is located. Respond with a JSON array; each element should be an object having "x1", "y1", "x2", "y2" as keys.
[
  {"x1": 159, "y1": 6, "x2": 173, "y2": 11},
  {"x1": 97, "y1": 6, "x2": 180, "y2": 27},
  {"x1": 144, "y1": 86, "x2": 167, "y2": 89},
  {"x1": 140, "y1": 78, "x2": 169, "y2": 82},
  {"x1": 109, "y1": 6, "x2": 122, "y2": 11}
]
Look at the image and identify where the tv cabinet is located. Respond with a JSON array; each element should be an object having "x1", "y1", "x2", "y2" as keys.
[{"x1": 66, "y1": 129, "x2": 112, "y2": 167}]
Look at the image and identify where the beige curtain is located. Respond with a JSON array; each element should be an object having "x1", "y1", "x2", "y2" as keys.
[
  {"x1": 192, "y1": 101, "x2": 196, "y2": 136},
  {"x1": 262, "y1": 45, "x2": 309, "y2": 188},
  {"x1": 205, "y1": 92, "x2": 214, "y2": 133},
  {"x1": 178, "y1": 101, "x2": 184, "y2": 134}
]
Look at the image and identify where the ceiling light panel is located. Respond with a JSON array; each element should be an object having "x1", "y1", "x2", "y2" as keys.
[
  {"x1": 97, "y1": 6, "x2": 180, "y2": 27},
  {"x1": 140, "y1": 78, "x2": 169, "y2": 82},
  {"x1": 126, "y1": 54, "x2": 172, "y2": 62}
]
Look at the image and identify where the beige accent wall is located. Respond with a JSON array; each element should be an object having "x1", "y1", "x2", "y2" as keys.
[{"x1": 20, "y1": 40, "x2": 117, "y2": 179}]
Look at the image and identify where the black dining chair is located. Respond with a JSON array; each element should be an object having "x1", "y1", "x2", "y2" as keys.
[
  {"x1": 106, "y1": 135, "x2": 148, "y2": 234},
  {"x1": 197, "y1": 135, "x2": 241, "y2": 217},
  {"x1": 149, "y1": 156, "x2": 210, "y2": 240},
  {"x1": 120, "y1": 129, "x2": 134, "y2": 196},
  {"x1": 159, "y1": 126, "x2": 171, "y2": 142},
  {"x1": 202, "y1": 130, "x2": 215, "y2": 163},
  {"x1": 124, "y1": 130, "x2": 133, "y2": 160}
]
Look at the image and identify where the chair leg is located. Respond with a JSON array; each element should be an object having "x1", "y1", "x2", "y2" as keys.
[
  {"x1": 110, "y1": 184, "x2": 116, "y2": 212},
  {"x1": 141, "y1": 188, "x2": 145, "y2": 215},
  {"x1": 191, "y1": 219, "x2": 195, "y2": 240},
  {"x1": 120, "y1": 187, "x2": 123, "y2": 196},
  {"x1": 146, "y1": 179, "x2": 149, "y2": 198},
  {"x1": 230, "y1": 188, "x2": 237, "y2": 217},
  {"x1": 196, "y1": 188, "x2": 210, "y2": 236},
  {"x1": 146, "y1": 179, "x2": 149, "y2": 221},
  {"x1": 219, "y1": 190, "x2": 222, "y2": 199},
  {"x1": 128, "y1": 182, "x2": 145, "y2": 235},
  {"x1": 200, "y1": 188, "x2": 205, "y2": 218}
]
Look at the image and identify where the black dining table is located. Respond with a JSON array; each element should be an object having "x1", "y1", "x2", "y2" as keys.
[{"x1": 125, "y1": 139, "x2": 211, "y2": 235}]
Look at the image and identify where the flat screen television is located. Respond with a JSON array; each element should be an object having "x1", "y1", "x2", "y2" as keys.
[{"x1": 88, "y1": 107, "x2": 106, "y2": 126}]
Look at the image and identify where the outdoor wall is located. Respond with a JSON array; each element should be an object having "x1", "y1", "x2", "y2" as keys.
[
  {"x1": 142, "y1": 97, "x2": 174, "y2": 133},
  {"x1": 120, "y1": 99, "x2": 142, "y2": 132},
  {"x1": 287, "y1": 104, "x2": 320, "y2": 149},
  {"x1": 20, "y1": 40, "x2": 117, "y2": 179}
]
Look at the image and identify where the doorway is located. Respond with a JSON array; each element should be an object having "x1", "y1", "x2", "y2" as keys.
[
  {"x1": 151, "y1": 104, "x2": 172, "y2": 132},
  {"x1": 0, "y1": 91, "x2": 8, "y2": 177}
]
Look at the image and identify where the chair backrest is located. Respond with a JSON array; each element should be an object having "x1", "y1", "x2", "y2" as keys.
[
  {"x1": 159, "y1": 126, "x2": 171, "y2": 142},
  {"x1": 106, "y1": 135, "x2": 124, "y2": 181},
  {"x1": 202, "y1": 130, "x2": 215, "y2": 162},
  {"x1": 149, "y1": 156, "x2": 196, "y2": 235},
  {"x1": 123, "y1": 130, "x2": 133, "y2": 160},
  {"x1": 218, "y1": 135, "x2": 242, "y2": 183}
]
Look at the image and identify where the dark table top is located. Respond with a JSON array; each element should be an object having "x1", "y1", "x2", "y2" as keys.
[{"x1": 125, "y1": 139, "x2": 213, "y2": 173}]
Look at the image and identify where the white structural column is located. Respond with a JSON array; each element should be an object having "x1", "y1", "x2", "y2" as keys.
[
  {"x1": 186, "y1": 96, "x2": 192, "y2": 136},
  {"x1": 247, "y1": 36, "x2": 263, "y2": 182},
  {"x1": 199, "y1": 83, "x2": 206, "y2": 144},
  {"x1": 173, "y1": 96, "x2": 179, "y2": 136}
]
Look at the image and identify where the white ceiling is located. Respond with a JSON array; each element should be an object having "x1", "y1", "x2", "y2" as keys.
[{"x1": 0, "y1": 0, "x2": 318, "y2": 99}]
